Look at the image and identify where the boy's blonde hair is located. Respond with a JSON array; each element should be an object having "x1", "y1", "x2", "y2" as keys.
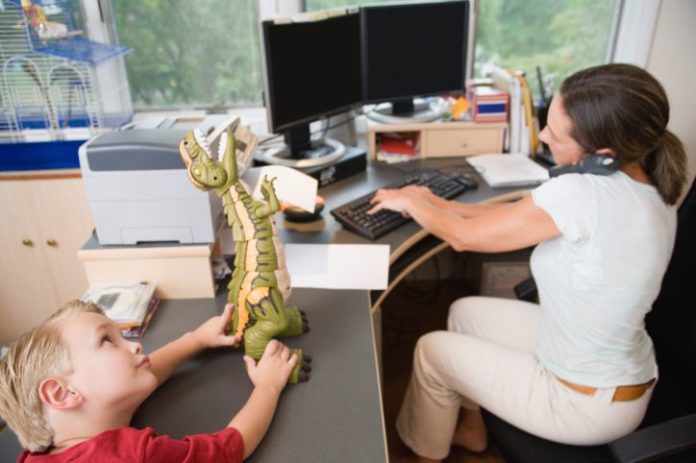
[{"x1": 0, "y1": 300, "x2": 103, "y2": 451}]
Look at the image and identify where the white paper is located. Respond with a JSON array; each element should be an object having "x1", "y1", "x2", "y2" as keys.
[
  {"x1": 467, "y1": 153, "x2": 549, "y2": 187},
  {"x1": 285, "y1": 244, "x2": 390, "y2": 290},
  {"x1": 242, "y1": 165, "x2": 318, "y2": 212}
]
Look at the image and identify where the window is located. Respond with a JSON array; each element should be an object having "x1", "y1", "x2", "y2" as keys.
[
  {"x1": 307, "y1": 0, "x2": 394, "y2": 10},
  {"x1": 307, "y1": 0, "x2": 620, "y2": 98},
  {"x1": 111, "y1": 0, "x2": 262, "y2": 110},
  {"x1": 476, "y1": 0, "x2": 619, "y2": 97},
  {"x1": 109, "y1": 0, "x2": 620, "y2": 110}
]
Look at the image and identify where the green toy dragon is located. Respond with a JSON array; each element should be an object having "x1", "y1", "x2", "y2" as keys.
[{"x1": 179, "y1": 126, "x2": 310, "y2": 383}]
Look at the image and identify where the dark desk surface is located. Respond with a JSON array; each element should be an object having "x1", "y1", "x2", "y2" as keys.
[
  {"x1": 279, "y1": 157, "x2": 526, "y2": 253},
  {"x1": 78, "y1": 157, "x2": 524, "y2": 262},
  {"x1": 0, "y1": 288, "x2": 386, "y2": 463},
  {"x1": 1, "y1": 157, "x2": 524, "y2": 462}
]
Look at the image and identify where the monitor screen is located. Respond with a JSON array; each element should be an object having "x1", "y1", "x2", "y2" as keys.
[
  {"x1": 361, "y1": 1, "x2": 469, "y2": 105},
  {"x1": 261, "y1": 12, "x2": 363, "y2": 134}
]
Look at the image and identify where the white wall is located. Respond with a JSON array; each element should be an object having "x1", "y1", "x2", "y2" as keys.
[{"x1": 646, "y1": 0, "x2": 696, "y2": 202}]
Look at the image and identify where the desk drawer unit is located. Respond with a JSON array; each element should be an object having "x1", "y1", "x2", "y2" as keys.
[
  {"x1": 424, "y1": 125, "x2": 505, "y2": 157},
  {"x1": 77, "y1": 239, "x2": 218, "y2": 299}
]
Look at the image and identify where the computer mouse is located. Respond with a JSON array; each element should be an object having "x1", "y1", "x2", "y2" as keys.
[{"x1": 282, "y1": 196, "x2": 325, "y2": 223}]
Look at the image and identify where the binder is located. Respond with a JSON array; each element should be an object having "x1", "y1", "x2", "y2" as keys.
[
  {"x1": 490, "y1": 66, "x2": 522, "y2": 153},
  {"x1": 490, "y1": 66, "x2": 540, "y2": 155},
  {"x1": 517, "y1": 74, "x2": 539, "y2": 154}
]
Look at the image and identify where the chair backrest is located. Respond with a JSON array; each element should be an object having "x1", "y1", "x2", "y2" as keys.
[{"x1": 643, "y1": 177, "x2": 696, "y2": 426}]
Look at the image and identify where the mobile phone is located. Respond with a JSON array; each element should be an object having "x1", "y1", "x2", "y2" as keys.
[{"x1": 549, "y1": 154, "x2": 621, "y2": 178}]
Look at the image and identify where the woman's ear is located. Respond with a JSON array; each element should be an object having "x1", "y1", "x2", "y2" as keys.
[
  {"x1": 595, "y1": 148, "x2": 618, "y2": 158},
  {"x1": 38, "y1": 378, "x2": 83, "y2": 410}
]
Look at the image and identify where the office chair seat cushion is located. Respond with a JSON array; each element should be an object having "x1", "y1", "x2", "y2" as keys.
[
  {"x1": 0, "y1": 427, "x2": 22, "y2": 463},
  {"x1": 482, "y1": 410, "x2": 614, "y2": 463}
]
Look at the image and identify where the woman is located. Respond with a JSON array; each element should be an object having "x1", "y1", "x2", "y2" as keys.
[{"x1": 368, "y1": 63, "x2": 687, "y2": 462}]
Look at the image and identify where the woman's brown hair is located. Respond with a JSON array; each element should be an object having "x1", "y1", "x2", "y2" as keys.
[{"x1": 560, "y1": 63, "x2": 686, "y2": 205}]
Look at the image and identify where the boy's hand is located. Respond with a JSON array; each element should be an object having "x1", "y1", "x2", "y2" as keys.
[
  {"x1": 244, "y1": 340, "x2": 298, "y2": 393},
  {"x1": 192, "y1": 303, "x2": 241, "y2": 350}
]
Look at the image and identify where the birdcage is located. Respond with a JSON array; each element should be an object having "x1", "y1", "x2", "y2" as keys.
[{"x1": 0, "y1": 0, "x2": 132, "y2": 170}]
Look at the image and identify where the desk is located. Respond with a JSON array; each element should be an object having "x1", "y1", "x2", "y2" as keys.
[
  {"x1": 278, "y1": 157, "x2": 528, "y2": 318},
  {"x1": 280, "y1": 157, "x2": 525, "y2": 259},
  {"x1": 1, "y1": 157, "x2": 527, "y2": 462},
  {"x1": 0, "y1": 288, "x2": 387, "y2": 463}
]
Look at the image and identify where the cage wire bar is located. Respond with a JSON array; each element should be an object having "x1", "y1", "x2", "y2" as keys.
[{"x1": 0, "y1": 0, "x2": 131, "y2": 145}]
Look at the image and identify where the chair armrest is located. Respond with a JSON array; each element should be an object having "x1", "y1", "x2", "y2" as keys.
[
  {"x1": 0, "y1": 426, "x2": 23, "y2": 463},
  {"x1": 609, "y1": 413, "x2": 696, "y2": 463},
  {"x1": 513, "y1": 277, "x2": 537, "y2": 302}
]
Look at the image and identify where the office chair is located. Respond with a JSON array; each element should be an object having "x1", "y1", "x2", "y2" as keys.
[{"x1": 483, "y1": 177, "x2": 696, "y2": 463}]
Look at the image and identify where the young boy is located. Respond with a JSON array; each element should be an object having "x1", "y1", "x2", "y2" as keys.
[{"x1": 0, "y1": 299, "x2": 298, "y2": 461}]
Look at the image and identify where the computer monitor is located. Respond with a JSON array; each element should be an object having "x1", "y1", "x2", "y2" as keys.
[
  {"x1": 259, "y1": 10, "x2": 362, "y2": 167},
  {"x1": 361, "y1": 0, "x2": 471, "y2": 123}
]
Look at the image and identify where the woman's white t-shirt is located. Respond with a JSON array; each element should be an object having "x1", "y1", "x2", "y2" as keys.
[{"x1": 530, "y1": 172, "x2": 676, "y2": 387}]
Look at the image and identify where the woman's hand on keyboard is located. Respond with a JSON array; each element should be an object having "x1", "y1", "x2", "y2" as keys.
[
  {"x1": 401, "y1": 185, "x2": 447, "y2": 208},
  {"x1": 368, "y1": 188, "x2": 416, "y2": 217}
]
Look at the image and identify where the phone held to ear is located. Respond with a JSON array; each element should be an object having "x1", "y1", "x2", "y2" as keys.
[{"x1": 549, "y1": 154, "x2": 621, "y2": 178}]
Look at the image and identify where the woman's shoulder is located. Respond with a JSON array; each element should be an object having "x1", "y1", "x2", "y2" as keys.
[
  {"x1": 534, "y1": 173, "x2": 596, "y2": 202},
  {"x1": 540, "y1": 172, "x2": 647, "y2": 197}
]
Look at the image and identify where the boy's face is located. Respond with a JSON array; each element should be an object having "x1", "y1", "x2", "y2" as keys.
[{"x1": 58, "y1": 312, "x2": 157, "y2": 411}]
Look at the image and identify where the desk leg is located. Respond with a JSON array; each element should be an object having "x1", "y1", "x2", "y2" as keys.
[{"x1": 371, "y1": 304, "x2": 383, "y2": 386}]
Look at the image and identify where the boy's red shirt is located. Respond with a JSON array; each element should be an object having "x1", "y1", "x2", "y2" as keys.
[{"x1": 17, "y1": 426, "x2": 243, "y2": 462}]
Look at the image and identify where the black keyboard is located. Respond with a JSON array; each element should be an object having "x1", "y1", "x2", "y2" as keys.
[{"x1": 330, "y1": 169, "x2": 477, "y2": 240}]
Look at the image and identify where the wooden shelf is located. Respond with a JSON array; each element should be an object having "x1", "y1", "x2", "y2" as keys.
[{"x1": 368, "y1": 120, "x2": 505, "y2": 161}]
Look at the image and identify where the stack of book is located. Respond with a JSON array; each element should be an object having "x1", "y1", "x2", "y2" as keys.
[
  {"x1": 466, "y1": 153, "x2": 549, "y2": 188},
  {"x1": 467, "y1": 85, "x2": 510, "y2": 123},
  {"x1": 81, "y1": 282, "x2": 159, "y2": 338}
]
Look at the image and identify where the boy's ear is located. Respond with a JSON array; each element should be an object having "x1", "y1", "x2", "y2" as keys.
[{"x1": 38, "y1": 377, "x2": 83, "y2": 410}]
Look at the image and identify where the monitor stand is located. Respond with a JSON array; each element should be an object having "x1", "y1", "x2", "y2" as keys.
[
  {"x1": 259, "y1": 138, "x2": 346, "y2": 168},
  {"x1": 258, "y1": 124, "x2": 346, "y2": 168},
  {"x1": 367, "y1": 99, "x2": 442, "y2": 124}
]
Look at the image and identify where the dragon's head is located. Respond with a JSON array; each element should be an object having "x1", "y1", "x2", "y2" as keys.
[{"x1": 179, "y1": 128, "x2": 238, "y2": 192}]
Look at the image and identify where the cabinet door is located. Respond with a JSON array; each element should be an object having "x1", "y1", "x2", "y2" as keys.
[
  {"x1": 424, "y1": 126, "x2": 505, "y2": 157},
  {"x1": 28, "y1": 178, "x2": 93, "y2": 310},
  {"x1": 0, "y1": 177, "x2": 94, "y2": 345},
  {"x1": 0, "y1": 181, "x2": 58, "y2": 344}
]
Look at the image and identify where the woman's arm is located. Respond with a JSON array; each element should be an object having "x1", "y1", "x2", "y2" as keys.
[
  {"x1": 148, "y1": 304, "x2": 239, "y2": 386},
  {"x1": 369, "y1": 189, "x2": 560, "y2": 253}
]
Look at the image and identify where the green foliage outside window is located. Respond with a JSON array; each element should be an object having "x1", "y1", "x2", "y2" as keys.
[
  {"x1": 476, "y1": 0, "x2": 617, "y2": 98},
  {"x1": 112, "y1": 0, "x2": 262, "y2": 109},
  {"x1": 113, "y1": 0, "x2": 617, "y2": 109}
]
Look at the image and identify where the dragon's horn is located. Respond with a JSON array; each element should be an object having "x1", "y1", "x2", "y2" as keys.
[{"x1": 221, "y1": 130, "x2": 238, "y2": 181}]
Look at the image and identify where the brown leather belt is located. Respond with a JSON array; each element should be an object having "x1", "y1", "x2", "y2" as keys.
[{"x1": 557, "y1": 377, "x2": 655, "y2": 402}]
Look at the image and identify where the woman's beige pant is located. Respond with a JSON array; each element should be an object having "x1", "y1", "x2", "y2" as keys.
[{"x1": 395, "y1": 296, "x2": 653, "y2": 460}]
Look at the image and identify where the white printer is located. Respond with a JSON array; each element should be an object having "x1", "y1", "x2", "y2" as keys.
[{"x1": 79, "y1": 116, "x2": 227, "y2": 245}]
